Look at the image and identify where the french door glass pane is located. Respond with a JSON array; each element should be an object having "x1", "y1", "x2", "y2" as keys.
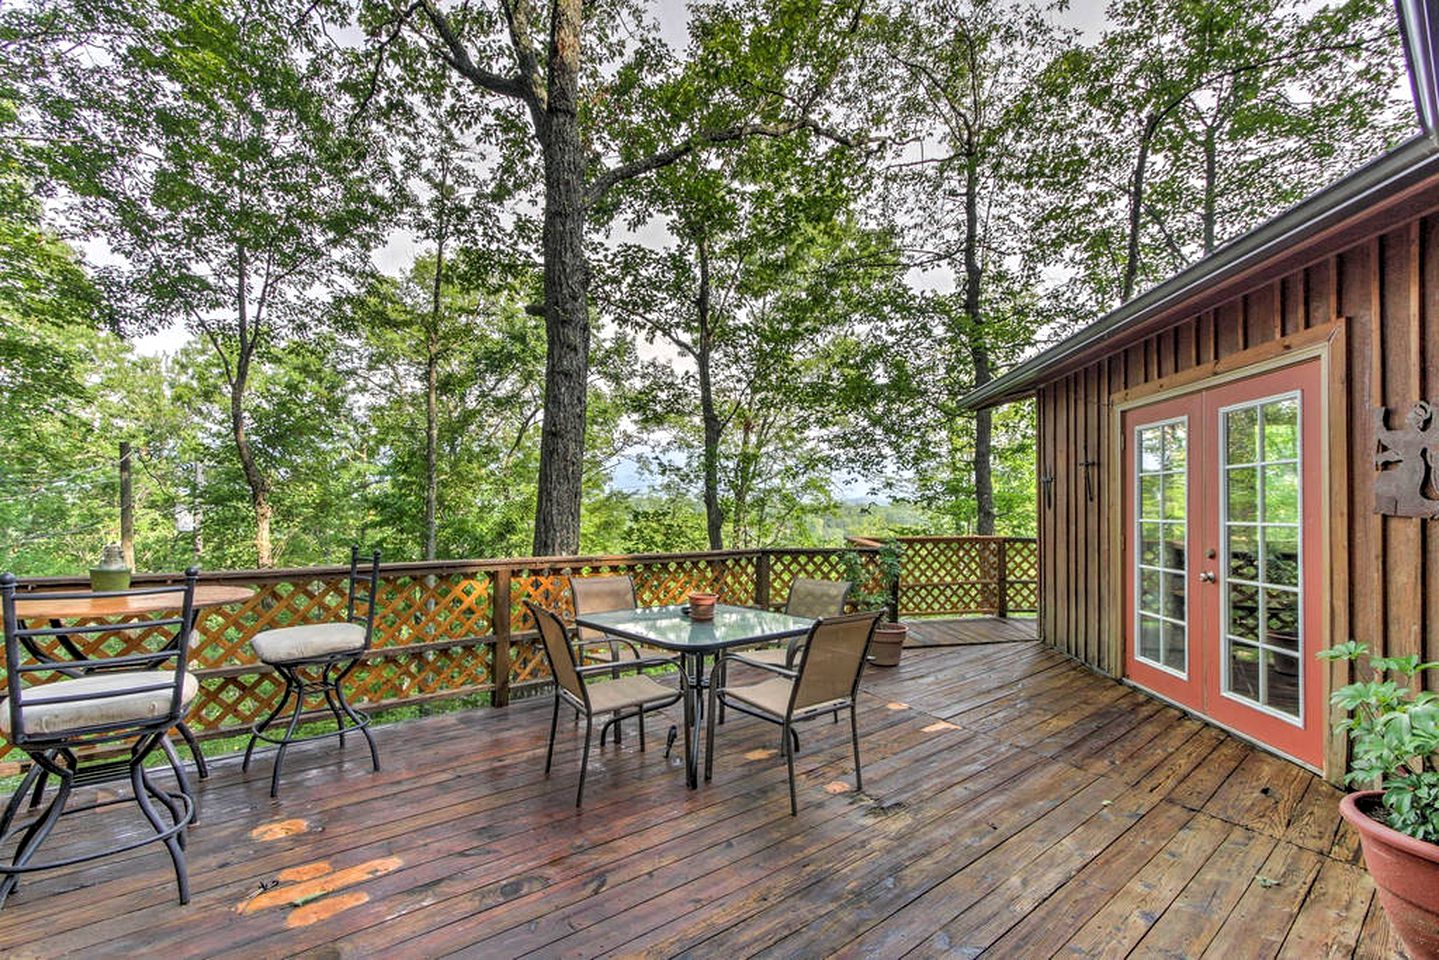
[
  {"x1": 1222, "y1": 396, "x2": 1303, "y2": 718},
  {"x1": 1136, "y1": 419, "x2": 1187, "y2": 674}
]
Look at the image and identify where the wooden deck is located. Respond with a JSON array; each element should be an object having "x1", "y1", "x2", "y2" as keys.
[
  {"x1": 0, "y1": 638, "x2": 1401, "y2": 959},
  {"x1": 904, "y1": 616, "x2": 1037, "y2": 646}
]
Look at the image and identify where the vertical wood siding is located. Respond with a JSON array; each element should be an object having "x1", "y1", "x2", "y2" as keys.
[{"x1": 1037, "y1": 211, "x2": 1439, "y2": 687}]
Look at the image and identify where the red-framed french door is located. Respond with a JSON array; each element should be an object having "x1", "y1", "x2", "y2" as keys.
[{"x1": 1123, "y1": 359, "x2": 1325, "y2": 769}]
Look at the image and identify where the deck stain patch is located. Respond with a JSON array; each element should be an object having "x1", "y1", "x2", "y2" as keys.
[
  {"x1": 745, "y1": 748, "x2": 777, "y2": 760},
  {"x1": 277, "y1": 861, "x2": 332, "y2": 883},
  {"x1": 886, "y1": 701, "x2": 911, "y2": 711},
  {"x1": 922, "y1": 720, "x2": 959, "y2": 732},
  {"x1": 250, "y1": 818, "x2": 310, "y2": 841},
  {"x1": 285, "y1": 891, "x2": 369, "y2": 928},
  {"x1": 239, "y1": 857, "x2": 403, "y2": 914},
  {"x1": 824, "y1": 781, "x2": 852, "y2": 794}
]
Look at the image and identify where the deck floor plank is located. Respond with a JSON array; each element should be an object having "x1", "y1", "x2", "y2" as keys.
[{"x1": 0, "y1": 627, "x2": 1392, "y2": 959}]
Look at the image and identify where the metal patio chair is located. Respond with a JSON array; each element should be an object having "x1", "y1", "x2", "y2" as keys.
[
  {"x1": 706, "y1": 610, "x2": 881, "y2": 815},
  {"x1": 0, "y1": 570, "x2": 201, "y2": 907},
  {"x1": 568, "y1": 575, "x2": 646, "y2": 667},
  {"x1": 242, "y1": 546, "x2": 381, "y2": 798},
  {"x1": 744, "y1": 578, "x2": 852, "y2": 668},
  {"x1": 526, "y1": 601, "x2": 683, "y2": 806}
]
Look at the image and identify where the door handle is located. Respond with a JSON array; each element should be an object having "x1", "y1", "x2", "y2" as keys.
[{"x1": 1199, "y1": 571, "x2": 1216, "y2": 583}]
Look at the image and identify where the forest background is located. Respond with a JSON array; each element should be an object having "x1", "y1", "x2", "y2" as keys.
[{"x1": 0, "y1": 0, "x2": 1414, "y2": 573}]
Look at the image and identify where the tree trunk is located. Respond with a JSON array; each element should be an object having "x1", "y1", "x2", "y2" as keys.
[
  {"x1": 424, "y1": 165, "x2": 448, "y2": 562},
  {"x1": 963, "y1": 148, "x2": 994, "y2": 536},
  {"x1": 695, "y1": 236, "x2": 724, "y2": 550},
  {"x1": 230, "y1": 249, "x2": 273, "y2": 567},
  {"x1": 1122, "y1": 116, "x2": 1161, "y2": 303},
  {"x1": 1201, "y1": 122, "x2": 1218, "y2": 255},
  {"x1": 531, "y1": 0, "x2": 589, "y2": 557}
]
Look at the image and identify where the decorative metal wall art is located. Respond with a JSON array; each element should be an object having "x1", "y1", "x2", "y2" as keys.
[{"x1": 1374, "y1": 402, "x2": 1439, "y2": 517}]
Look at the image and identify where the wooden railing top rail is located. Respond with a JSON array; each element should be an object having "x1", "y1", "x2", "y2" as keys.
[{"x1": 14, "y1": 544, "x2": 879, "y2": 590}]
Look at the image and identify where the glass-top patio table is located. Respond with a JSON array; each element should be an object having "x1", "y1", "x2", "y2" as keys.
[{"x1": 574, "y1": 603, "x2": 814, "y2": 788}]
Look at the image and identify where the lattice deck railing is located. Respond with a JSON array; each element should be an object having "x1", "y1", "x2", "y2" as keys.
[
  {"x1": 848, "y1": 535, "x2": 1039, "y2": 619},
  {"x1": 3, "y1": 546, "x2": 885, "y2": 761}
]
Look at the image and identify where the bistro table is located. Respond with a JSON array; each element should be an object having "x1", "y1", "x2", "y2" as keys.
[
  {"x1": 574, "y1": 603, "x2": 813, "y2": 788},
  {"x1": 14, "y1": 582, "x2": 256, "y2": 779}
]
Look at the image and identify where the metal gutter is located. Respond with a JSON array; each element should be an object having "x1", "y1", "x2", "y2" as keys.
[{"x1": 960, "y1": 133, "x2": 1439, "y2": 410}]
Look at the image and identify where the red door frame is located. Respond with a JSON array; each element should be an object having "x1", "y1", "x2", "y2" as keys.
[{"x1": 1122, "y1": 359, "x2": 1325, "y2": 770}]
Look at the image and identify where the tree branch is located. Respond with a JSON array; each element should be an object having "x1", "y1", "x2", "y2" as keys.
[
  {"x1": 418, "y1": 0, "x2": 529, "y2": 101},
  {"x1": 586, "y1": 117, "x2": 882, "y2": 206}
]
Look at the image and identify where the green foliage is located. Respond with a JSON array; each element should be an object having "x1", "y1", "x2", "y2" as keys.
[
  {"x1": 1320, "y1": 642, "x2": 1439, "y2": 843},
  {"x1": 840, "y1": 539, "x2": 902, "y2": 619}
]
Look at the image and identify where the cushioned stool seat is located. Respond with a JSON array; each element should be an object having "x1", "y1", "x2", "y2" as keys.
[
  {"x1": 0, "y1": 671, "x2": 199, "y2": 736},
  {"x1": 251, "y1": 622, "x2": 366, "y2": 665}
]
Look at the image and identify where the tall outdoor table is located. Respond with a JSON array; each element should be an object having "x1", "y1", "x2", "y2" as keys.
[
  {"x1": 573, "y1": 603, "x2": 813, "y2": 788},
  {"x1": 13, "y1": 583, "x2": 256, "y2": 779}
]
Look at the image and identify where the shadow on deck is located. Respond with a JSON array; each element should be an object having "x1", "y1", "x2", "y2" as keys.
[{"x1": 0, "y1": 640, "x2": 1401, "y2": 959}]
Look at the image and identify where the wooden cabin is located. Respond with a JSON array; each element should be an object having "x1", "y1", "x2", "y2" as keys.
[{"x1": 963, "y1": 134, "x2": 1439, "y2": 782}]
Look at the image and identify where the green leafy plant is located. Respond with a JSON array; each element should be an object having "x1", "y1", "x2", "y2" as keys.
[
  {"x1": 840, "y1": 540, "x2": 903, "y2": 622},
  {"x1": 1319, "y1": 641, "x2": 1439, "y2": 843}
]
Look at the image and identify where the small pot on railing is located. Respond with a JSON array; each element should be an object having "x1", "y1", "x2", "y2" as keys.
[{"x1": 687, "y1": 592, "x2": 718, "y2": 621}]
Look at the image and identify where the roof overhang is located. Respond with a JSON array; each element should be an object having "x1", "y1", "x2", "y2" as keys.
[{"x1": 960, "y1": 134, "x2": 1439, "y2": 410}]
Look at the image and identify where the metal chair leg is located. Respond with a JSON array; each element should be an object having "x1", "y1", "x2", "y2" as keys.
[
  {"x1": 0, "y1": 764, "x2": 43, "y2": 839},
  {"x1": 130, "y1": 754, "x2": 189, "y2": 904},
  {"x1": 545, "y1": 695, "x2": 560, "y2": 775},
  {"x1": 850, "y1": 706, "x2": 863, "y2": 793},
  {"x1": 269, "y1": 670, "x2": 308, "y2": 798},
  {"x1": 704, "y1": 669, "x2": 720, "y2": 782},
  {"x1": 638, "y1": 704, "x2": 646, "y2": 751},
  {"x1": 26, "y1": 769, "x2": 46, "y2": 811},
  {"x1": 243, "y1": 674, "x2": 294, "y2": 773},
  {"x1": 784, "y1": 721, "x2": 798, "y2": 816},
  {"x1": 0, "y1": 755, "x2": 73, "y2": 908},
  {"x1": 577, "y1": 716, "x2": 593, "y2": 807},
  {"x1": 140, "y1": 766, "x2": 187, "y2": 850},
  {"x1": 322, "y1": 667, "x2": 347, "y2": 747},
  {"x1": 176, "y1": 720, "x2": 210, "y2": 779},
  {"x1": 333, "y1": 676, "x2": 380, "y2": 773},
  {"x1": 160, "y1": 735, "x2": 198, "y2": 825}
]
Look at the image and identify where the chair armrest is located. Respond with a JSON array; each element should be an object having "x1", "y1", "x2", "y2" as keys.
[
  {"x1": 576, "y1": 655, "x2": 680, "y2": 677},
  {"x1": 720, "y1": 651, "x2": 798, "y2": 678}
]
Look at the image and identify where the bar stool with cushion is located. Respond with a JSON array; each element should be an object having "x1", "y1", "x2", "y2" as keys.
[
  {"x1": 526, "y1": 602, "x2": 683, "y2": 806},
  {"x1": 706, "y1": 610, "x2": 881, "y2": 815},
  {"x1": 0, "y1": 571, "x2": 201, "y2": 907},
  {"x1": 243, "y1": 547, "x2": 381, "y2": 797}
]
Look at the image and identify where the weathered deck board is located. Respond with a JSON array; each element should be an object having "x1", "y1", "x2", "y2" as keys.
[
  {"x1": 904, "y1": 616, "x2": 1037, "y2": 646},
  {"x1": 0, "y1": 634, "x2": 1400, "y2": 959}
]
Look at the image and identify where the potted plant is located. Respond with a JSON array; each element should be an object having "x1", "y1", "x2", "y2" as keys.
[
  {"x1": 1319, "y1": 641, "x2": 1439, "y2": 959},
  {"x1": 842, "y1": 540, "x2": 905, "y2": 666}
]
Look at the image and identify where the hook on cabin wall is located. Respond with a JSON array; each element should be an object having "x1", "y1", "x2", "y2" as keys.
[
  {"x1": 1080, "y1": 456, "x2": 1098, "y2": 503},
  {"x1": 1040, "y1": 469, "x2": 1055, "y2": 510}
]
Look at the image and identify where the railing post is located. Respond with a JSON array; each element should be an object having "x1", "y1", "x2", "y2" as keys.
[
  {"x1": 887, "y1": 553, "x2": 900, "y2": 623},
  {"x1": 492, "y1": 567, "x2": 511, "y2": 708},
  {"x1": 995, "y1": 539, "x2": 1009, "y2": 619},
  {"x1": 755, "y1": 550, "x2": 771, "y2": 610}
]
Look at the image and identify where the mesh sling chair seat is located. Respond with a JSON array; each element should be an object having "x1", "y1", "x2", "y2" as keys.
[
  {"x1": 526, "y1": 602, "x2": 684, "y2": 806},
  {"x1": 242, "y1": 547, "x2": 381, "y2": 798},
  {"x1": 0, "y1": 570, "x2": 202, "y2": 908},
  {"x1": 706, "y1": 610, "x2": 881, "y2": 815}
]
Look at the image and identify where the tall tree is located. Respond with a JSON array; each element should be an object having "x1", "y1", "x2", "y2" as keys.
[
  {"x1": 874, "y1": 0, "x2": 1066, "y2": 534},
  {"x1": 10, "y1": 0, "x2": 393, "y2": 566},
  {"x1": 1032, "y1": 0, "x2": 1408, "y2": 307},
  {"x1": 356, "y1": 0, "x2": 874, "y2": 554}
]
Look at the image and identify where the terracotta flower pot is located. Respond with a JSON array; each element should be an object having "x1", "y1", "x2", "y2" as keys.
[
  {"x1": 868, "y1": 621, "x2": 907, "y2": 667},
  {"x1": 687, "y1": 592, "x2": 717, "y2": 621},
  {"x1": 1340, "y1": 790, "x2": 1439, "y2": 960}
]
